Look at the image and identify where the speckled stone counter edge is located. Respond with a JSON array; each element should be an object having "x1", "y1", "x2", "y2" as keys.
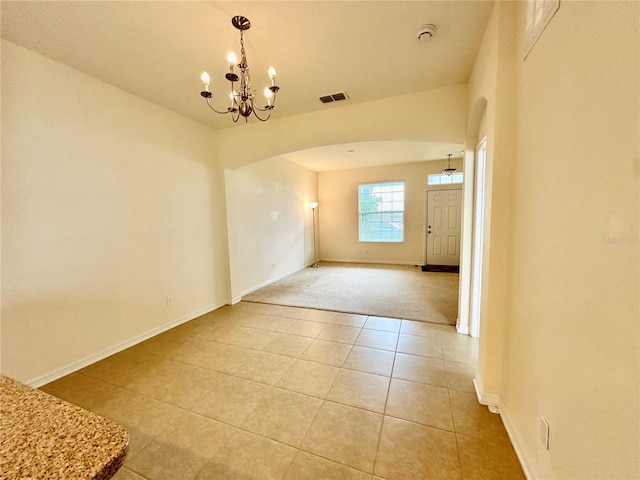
[{"x1": 0, "y1": 375, "x2": 129, "y2": 480}]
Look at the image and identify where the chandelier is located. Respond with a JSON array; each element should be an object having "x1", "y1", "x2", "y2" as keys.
[
  {"x1": 441, "y1": 154, "x2": 457, "y2": 175},
  {"x1": 199, "y1": 16, "x2": 280, "y2": 123}
]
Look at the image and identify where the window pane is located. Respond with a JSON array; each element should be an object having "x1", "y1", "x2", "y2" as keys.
[{"x1": 427, "y1": 173, "x2": 464, "y2": 185}]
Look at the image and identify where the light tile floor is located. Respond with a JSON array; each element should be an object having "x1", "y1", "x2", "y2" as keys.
[{"x1": 40, "y1": 302, "x2": 525, "y2": 480}]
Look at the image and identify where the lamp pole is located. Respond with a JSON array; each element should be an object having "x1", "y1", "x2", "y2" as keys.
[{"x1": 309, "y1": 202, "x2": 319, "y2": 267}]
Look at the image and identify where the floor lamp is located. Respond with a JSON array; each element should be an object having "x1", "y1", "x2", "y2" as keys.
[{"x1": 308, "y1": 202, "x2": 319, "y2": 267}]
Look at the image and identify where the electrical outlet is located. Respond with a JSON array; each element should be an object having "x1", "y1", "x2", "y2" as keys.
[
  {"x1": 272, "y1": 263, "x2": 276, "y2": 269},
  {"x1": 540, "y1": 417, "x2": 550, "y2": 450}
]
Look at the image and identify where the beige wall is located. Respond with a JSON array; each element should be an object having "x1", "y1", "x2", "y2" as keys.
[
  {"x1": 508, "y1": 2, "x2": 639, "y2": 478},
  {"x1": 224, "y1": 157, "x2": 318, "y2": 302},
  {"x1": 470, "y1": 2, "x2": 639, "y2": 478},
  {"x1": 1, "y1": 41, "x2": 230, "y2": 385},
  {"x1": 318, "y1": 160, "x2": 463, "y2": 265},
  {"x1": 216, "y1": 84, "x2": 468, "y2": 170}
]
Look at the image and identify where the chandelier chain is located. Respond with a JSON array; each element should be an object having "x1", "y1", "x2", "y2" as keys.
[{"x1": 238, "y1": 29, "x2": 251, "y2": 101}]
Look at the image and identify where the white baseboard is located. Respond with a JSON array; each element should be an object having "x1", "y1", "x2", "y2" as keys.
[
  {"x1": 320, "y1": 258, "x2": 424, "y2": 266},
  {"x1": 456, "y1": 317, "x2": 470, "y2": 335},
  {"x1": 28, "y1": 301, "x2": 226, "y2": 388},
  {"x1": 473, "y1": 376, "x2": 501, "y2": 407},
  {"x1": 239, "y1": 264, "x2": 307, "y2": 298},
  {"x1": 473, "y1": 376, "x2": 534, "y2": 480},
  {"x1": 498, "y1": 399, "x2": 535, "y2": 480}
]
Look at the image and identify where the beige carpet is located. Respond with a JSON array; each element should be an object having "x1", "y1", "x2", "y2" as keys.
[{"x1": 243, "y1": 262, "x2": 459, "y2": 325}]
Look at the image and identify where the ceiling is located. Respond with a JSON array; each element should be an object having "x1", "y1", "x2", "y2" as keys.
[
  {"x1": 0, "y1": 1, "x2": 492, "y2": 170},
  {"x1": 281, "y1": 140, "x2": 464, "y2": 172}
]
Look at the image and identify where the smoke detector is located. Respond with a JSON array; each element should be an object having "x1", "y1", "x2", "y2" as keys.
[{"x1": 417, "y1": 24, "x2": 437, "y2": 41}]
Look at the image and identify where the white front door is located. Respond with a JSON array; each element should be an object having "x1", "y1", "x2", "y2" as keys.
[{"x1": 426, "y1": 189, "x2": 462, "y2": 266}]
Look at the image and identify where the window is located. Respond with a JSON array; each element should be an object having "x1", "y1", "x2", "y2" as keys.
[
  {"x1": 523, "y1": 0, "x2": 559, "y2": 59},
  {"x1": 427, "y1": 172, "x2": 464, "y2": 185},
  {"x1": 358, "y1": 181, "x2": 404, "y2": 242}
]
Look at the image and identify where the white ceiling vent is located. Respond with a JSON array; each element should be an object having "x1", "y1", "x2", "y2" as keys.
[{"x1": 319, "y1": 92, "x2": 349, "y2": 104}]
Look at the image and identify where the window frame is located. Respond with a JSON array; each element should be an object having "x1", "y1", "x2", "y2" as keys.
[{"x1": 358, "y1": 180, "x2": 405, "y2": 243}]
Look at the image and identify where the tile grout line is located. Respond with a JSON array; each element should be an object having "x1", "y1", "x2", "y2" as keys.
[
  {"x1": 122, "y1": 465, "x2": 151, "y2": 479},
  {"x1": 113, "y1": 347, "x2": 379, "y2": 477},
  {"x1": 370, "y1": 318, "x2": 402, "y2": 477},
  {"x1": 80, "y1": 332, "x2": 464, "y2": 406},
  {"x1": 71, "y1": 307, "x2": 476, "y2": 479},
  {"x1": 261, "y1": 315, "x2": 376, "y2": 477},
  {"x1": 81, "y1": 326, "x2": 464, "y2": 411},
  {"x1": 52, "y1": 306, "x2": 491, "y2": 480},
  {"x1": 83, "y1": 358, "x2": 468, "y2": 440},
  {"x1": 246, "y1": 312, "x2": 381, "y2": 476},
  {"x1": 451, "y1": 388, "x2": 466, "y2": 479}
]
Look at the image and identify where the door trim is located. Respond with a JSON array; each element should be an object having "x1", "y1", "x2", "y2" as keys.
[{"x1": 469, "y1": 137, "x2": 488, "y2": 338}]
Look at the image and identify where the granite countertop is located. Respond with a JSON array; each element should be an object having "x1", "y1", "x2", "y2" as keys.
[{"x1": 0, "y1": 375, "x2": 129, "y2": 479}]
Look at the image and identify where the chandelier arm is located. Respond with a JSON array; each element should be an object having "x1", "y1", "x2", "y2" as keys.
[
  {"x1": 253, "y1": 89, "x2": 278, "y2": 112},
  {"x1": 205, "y1": 97, "x2": 232, "y2": 115},
  {"x1": 251, "y1": 107, "x2": 273, "y2": 122}
]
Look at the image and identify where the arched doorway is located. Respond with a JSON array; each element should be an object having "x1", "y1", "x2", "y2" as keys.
[{"x1": 458, "y1": 97, "x2": 489, "y2": 339}]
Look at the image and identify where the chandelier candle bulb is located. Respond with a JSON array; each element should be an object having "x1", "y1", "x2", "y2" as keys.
[
  {"x1": 268, "y1": 66, "x2": 276, "y2": 86},
  {"x1": 227, "y1": 52, "x2": 237, "y2": 70},
  {"x1": 264, "y1": 87, "x2": 273, "y2": 106},
  {"x1": 200, "y1": 72, "x2": 210, "y2": 91}
]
